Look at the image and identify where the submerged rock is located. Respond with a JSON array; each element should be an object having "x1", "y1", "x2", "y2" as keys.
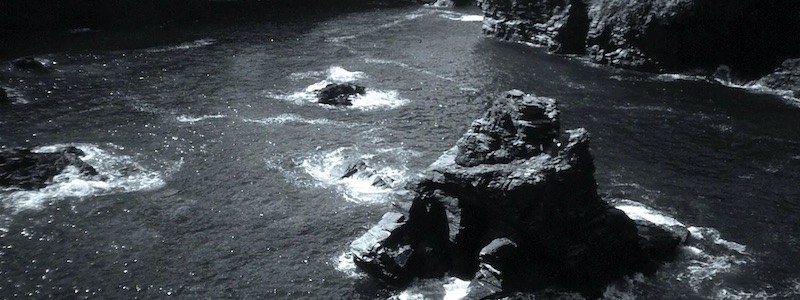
[
  {"x1": 480, "y1": 0, "x2": 800, "y2": 76},
  {"x1": 0, "y1": 146, "x2": 98, "y2": 190},
  {"x1": 350, "y1": 90, "x2": 686, "y2": 297},
  {"x1": 316, "y1": 83, "x2": 366, "y2": 106}
]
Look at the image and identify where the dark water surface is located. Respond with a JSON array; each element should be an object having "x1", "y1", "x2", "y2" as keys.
[{"x1": 2, "y1": 5, "x2": 799, "y2": 299}]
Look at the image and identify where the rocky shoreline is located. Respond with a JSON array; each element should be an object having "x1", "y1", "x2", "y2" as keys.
[
  {"x1": 478, "y1": 0, "x2": 800, "y2": 94},
  {"x1": 350, "y1": 90, "x2": 688, "y2": 298}
]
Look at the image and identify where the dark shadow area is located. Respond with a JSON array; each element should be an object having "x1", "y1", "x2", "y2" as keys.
[{"x1": 0, "y1": 0, "x2": 430, "y2": 59}]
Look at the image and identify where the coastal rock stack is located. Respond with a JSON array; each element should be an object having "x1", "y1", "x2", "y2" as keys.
[
  {"x1": 350, "y1": 90, "x2": 687, "y2": 297},
  {"x1": 480, "y1": 0, "x2": 800, "y2": 77}
]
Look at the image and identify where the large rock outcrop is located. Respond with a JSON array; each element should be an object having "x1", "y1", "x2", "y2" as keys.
[
  {"x1": 0, "y1": 146, "x2": 98, "y2": 190},
  {"x1": 316, "y1": 83, "x2": 366, "y2": 106},
  {"x1": 350, "y1": 90, "x2": 687, "y2": 297},
  {"x1": 480, "y1": 0, "x2": 800, "y2": 77}
]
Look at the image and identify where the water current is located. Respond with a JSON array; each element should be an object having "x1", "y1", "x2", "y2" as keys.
[{"x1": 1, "y1": 4, "x2": 799, "y2": 299}]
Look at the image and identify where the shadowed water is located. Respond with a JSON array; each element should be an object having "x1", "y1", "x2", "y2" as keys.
[{"x1": 1, "y1": 4, "x2": 799, "y2": 300}]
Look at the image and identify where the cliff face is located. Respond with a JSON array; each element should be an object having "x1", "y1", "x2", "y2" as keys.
[
  {"x1": 481, "y1": 0, "x2": 800, "y2": 76},
  {"x1": 350, "y1": 90, "x2": 686, "y2": 297}
]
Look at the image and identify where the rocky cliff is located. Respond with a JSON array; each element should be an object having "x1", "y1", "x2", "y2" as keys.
[
  {"x1": 480, "y1": 0, "x2": 800, "y2": 77},
  {"x1": 350, "y1": 90, "x2": 687, "y2": 297}
]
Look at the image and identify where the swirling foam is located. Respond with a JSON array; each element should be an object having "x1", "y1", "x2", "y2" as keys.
[
  {"x1": 299, "y1": 147, "x2": 410, "y2": 204},
  {"x1": 1, "y1": 144, "x2": 178, "y2": 213},
  {"x1": 272, "y1": 66, "x2": 409, "y2": 110}
]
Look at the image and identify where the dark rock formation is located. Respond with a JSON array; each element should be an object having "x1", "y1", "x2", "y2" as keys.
[
  {"x1": 350, "y1": 90, "x2": 686, "y2": 297},
  {"x1": 0, "y1": 146, "x2": 98, "y2": 190},
  {"x1": 480, "y1": 0, "x2": 800, "y2": 77},
  {"x1": 756, "y1": 58, "x2": 800, "y2": 98},
  {"x1": 316, "y1": 83, "x2": 366, "y2": 106},
  {"x1": 11, "y1": 57, "x2": 51, "y2": 71}
]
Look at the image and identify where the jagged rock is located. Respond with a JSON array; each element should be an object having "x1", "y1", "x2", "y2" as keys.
[
  {"x1": 481, "y1": 0, "x2": 800, "y2": 76},
  {"x1": 0, "y1": 146, "x2": 98, "y2": 190},
  {"x1": 316, "y1": 83, "x2": 366, "y2": 106},
  {"x1": 350, "y1": 90, "x2": 685, "y2": 297},
  {"x1": 756, "y1": 58, "x2": 800, "y2": 98},
  {"x1": 12, "y1": 57, "x2": 51, "y2": 72}
]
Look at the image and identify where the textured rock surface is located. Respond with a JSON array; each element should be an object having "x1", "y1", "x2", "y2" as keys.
[
  {"x1": 756, "y1": 58, "x2": 800, "y2": 98},
  {"x1": 481, "y1": 0, "x2": 800, "y2": 76},
  {"x1": 350, "y1": 90, "x2": 686, "y2": 297},
  {"x1": 316, "y1": 83, "x2": 366, "y2": 106},
  {"x1": 0, "y1": 146, "x2": 98, "y2": 190}
]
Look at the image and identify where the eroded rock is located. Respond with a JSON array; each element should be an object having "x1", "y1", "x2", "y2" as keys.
[{"x1": 350, "y1": 90, "x2": 686, "y2": 297}]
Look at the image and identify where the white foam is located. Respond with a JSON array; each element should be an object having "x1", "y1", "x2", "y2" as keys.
[
  {"x1": 347, "y1": 90, "x2": 409, "y2": 111},
  {"x1": 146, "y1": 38, "x2": 217, "y2": 53},
  {"x1": 334, "y1": 252, "x2": 365, "y2": 279},
  {"x1": 271, "y1": 66, "x2": 408, "y2": 110},
  {"x1": 442, "y1": 277, "x2": 471, "y2": 300},
  {"x1": 299, "y1": 147, "x2": 410, "y2": 204},
  {"x1": 242, "y1": 113, "x2": 336, "y2": 126},
  {"x1": 440, "y1": 13, "x2": 483, "y2": 22},
  {"x1": 327, "y1": 66, "x2": 367, "y2": 82},
  {"x1": 615, "y1": 203, "x2": 685, "y2": 227},
  {"x1": 389, "y1": 291, "x2": 425, "y2": 300},
  {"x1": 176, "y1": 114, "x2": 226, "y2": 123},
  {"x1": 1, "y1": 144, "x2": 178, "y2": 213}
]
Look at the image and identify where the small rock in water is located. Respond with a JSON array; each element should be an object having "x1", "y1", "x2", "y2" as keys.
[
  {"x1": 12, "y1": 57, "x2": 51, "y2": 72},
  {"x1": 0, "y1": 146, "x2": 98, "y2": 190},
  {"x1": 316, "y1": 83, "x2": 366, "y2": 106}
]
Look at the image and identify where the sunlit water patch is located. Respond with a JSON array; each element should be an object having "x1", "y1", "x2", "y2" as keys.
[{"x1": 0, "y1": 143, "x2": 180, "y2": 213}]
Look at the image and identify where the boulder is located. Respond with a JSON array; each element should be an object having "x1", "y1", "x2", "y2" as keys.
[
  {"x1": 12, "y1": 57, "x2": 51, "y2": 72},
  {"x1": 480, "y1": 0, "x2": 800, "y2": 76},
  {"x1": 0, "y1": 146, "x2": 98, "y2": 190},
  {"x1": 350, "y1": 90, "x2": 686, "y2": 297},
  {"x1": 316, "y1": 83, "x2": 366, "y2": 106}
]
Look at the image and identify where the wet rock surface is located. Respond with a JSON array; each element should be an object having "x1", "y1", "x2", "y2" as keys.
[
  {"x1": 350, "y1": 90, "x2": 687, "y2": 297},
  {"x1": 316, "y1": 83, "x2": 366, "y2": 106},
  {"x1": 480, "y1": 0, "x2": 800, "y2": 77},
  {"x1": 0, "y1": 146, "x2": 98, "y2": 190}
]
